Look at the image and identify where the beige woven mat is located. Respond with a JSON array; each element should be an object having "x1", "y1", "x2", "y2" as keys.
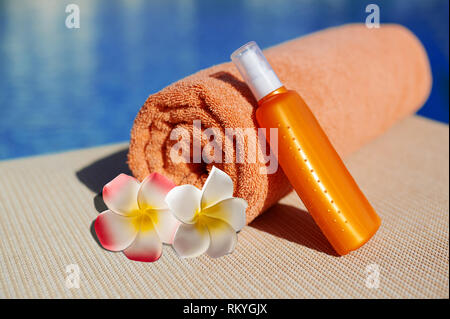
[{"x1": 0, "y1": 115, "x2": 448, "y2": 298}]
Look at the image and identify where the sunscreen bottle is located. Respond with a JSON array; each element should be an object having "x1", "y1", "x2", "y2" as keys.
[{"x1": 231, "y1": 41, "x2": 381, "y2": 255}]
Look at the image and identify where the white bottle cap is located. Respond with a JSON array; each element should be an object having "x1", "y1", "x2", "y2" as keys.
[{"x1": 231, "y1": 41, "x2": 283, "y2": 101}]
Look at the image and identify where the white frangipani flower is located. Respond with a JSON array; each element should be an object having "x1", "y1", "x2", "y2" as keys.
[{"x1": 165, "y1": 166, "x2": 248, "y2": 258}]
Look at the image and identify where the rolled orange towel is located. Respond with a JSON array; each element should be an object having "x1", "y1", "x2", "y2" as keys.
[{"x1": 128, "y1": 24, "x2": 431, "y2": 224}]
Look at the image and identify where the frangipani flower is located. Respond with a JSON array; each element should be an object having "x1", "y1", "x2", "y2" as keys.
[
  {"x1": 94, "y1": 173, "x2": 180, "y2": 262},
  {"x1": 165, "y1": 166, "x2": 248, "y2": 258}
]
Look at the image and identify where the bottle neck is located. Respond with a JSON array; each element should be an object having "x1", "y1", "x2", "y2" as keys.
[{"x1": 257, "y1": 86, "x2": 287, "y2": 105}]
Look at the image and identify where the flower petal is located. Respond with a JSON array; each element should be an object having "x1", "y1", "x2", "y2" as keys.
[
  {"x1": 201, "y1": 166, "x2": 234, "y2": 209},
  {"x1": 165, "y1": 185, "x2": 201, "y2": 224},
  {"x1": 205, "y1": 218, "x2": 237, "y2": 258},
  {"x1": 138, "y1": 173, "x2": 176, "y2": 210},
  {"x1": 102, "y1": 174, "x2": 140, "y2": 215},
  {"x1": 94, "y1": 210, "x2": 137, "y2": 251},
  {"x1": 123, "y1": 228, "x2": 162, "y2": 262},
  {"x1": 172, "y1": 223, "x2": 210, "y2": 258},
  {"x1": 153, "y1": 209, "x2": 181, "y2": 244},
  {"x1": 202, "y1": 198, "x2": 248, "y2": 231}
]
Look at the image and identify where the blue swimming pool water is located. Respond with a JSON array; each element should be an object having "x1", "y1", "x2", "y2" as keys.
[{"x1": 0, "y1": 0, "x2": 448, "y2": 160}]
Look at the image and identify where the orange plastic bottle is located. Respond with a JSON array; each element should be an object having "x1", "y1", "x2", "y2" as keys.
[{"x1": 232, "y1": 42, "x2": 381, "y2": 255}]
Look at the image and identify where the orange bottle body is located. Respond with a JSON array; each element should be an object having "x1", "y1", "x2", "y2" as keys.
[{"x1": 256, "y1": 87, "x2": 381, "y2": 255}]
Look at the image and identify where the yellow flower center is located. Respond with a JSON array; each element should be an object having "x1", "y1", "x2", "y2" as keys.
[
  {"x1": 192, "y1": 209, "x2": 215, "y2": 228},
  {"x1": 129, "y1": 208, "x2": 158, "y2": 232}
]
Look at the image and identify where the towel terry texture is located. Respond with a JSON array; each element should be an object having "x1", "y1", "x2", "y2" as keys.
[{"x1": 128, "y1": 24, "x2": 431, "y2": 224}]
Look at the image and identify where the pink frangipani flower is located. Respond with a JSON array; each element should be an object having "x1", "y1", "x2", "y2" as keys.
[{"x1": 94, "y1": 173, "x2": 180, "y2": 262}]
